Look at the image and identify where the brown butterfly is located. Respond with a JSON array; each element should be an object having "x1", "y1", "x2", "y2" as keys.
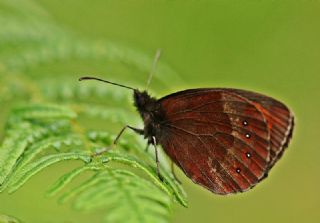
[{"x1": 79, "y1": 53, "x2": 294, "y2": 195}]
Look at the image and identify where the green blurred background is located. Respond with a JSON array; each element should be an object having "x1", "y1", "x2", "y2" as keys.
[{"x1": 0, "y1": 0, "x2": 319, "y2": 222}]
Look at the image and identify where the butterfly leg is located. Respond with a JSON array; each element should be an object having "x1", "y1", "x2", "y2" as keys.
[
  {"x1": 171, "y1": 161, "x2": 182, "y2": 184},
  {"x1": 92, "y1": 125, "x2": 143, "y2": 157},
  {"x1": 113, "y1": 125, "x2": 144, "y2": 145},
  {"x1": 151, "y1": 136, "x2": 163, "y2": 181}
]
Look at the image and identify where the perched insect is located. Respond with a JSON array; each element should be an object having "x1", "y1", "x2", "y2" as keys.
[{"x1": 79, "y1": 51, "x2": 294, "y2": 195}]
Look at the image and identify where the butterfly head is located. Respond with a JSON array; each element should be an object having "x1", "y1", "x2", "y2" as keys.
[
  {"x1": 133, "y1": 90, "x2": 158, "y2": 114},
  {"x1": 133, "y1": 89, "x2": 162, "y2": 139},
  {"x1": 78, "y1": 76, "x2": 162, "y2": 137}
]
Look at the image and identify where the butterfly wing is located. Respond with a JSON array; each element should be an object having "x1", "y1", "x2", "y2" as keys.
[
  {"x1": 230, "y1": 89, "x2": 294, "y2": 171},
  {"x1": 157, "y1": 88, "x2": 293, "y2": 194}
]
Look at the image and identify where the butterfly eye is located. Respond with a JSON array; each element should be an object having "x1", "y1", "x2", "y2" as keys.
[{"x1": 243, "y1": 120, "x2": 248, "y2": 126}]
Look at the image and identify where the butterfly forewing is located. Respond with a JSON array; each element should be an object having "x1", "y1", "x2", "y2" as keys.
[{"x1": 157, "y1": 89, "x2": 278, "y2": 194}]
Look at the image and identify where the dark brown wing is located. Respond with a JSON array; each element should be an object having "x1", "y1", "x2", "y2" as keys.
[
  {"x1": 230, "y1": 89, "x2": 294, "y2": 171},
  {"x1": 157, "y1": 88, "x2": 293, "y2": 194}
]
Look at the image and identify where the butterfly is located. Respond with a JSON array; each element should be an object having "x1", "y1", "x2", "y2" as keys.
[{"x1": 79, "y1": 53, "x2": 294, "y2": 195}]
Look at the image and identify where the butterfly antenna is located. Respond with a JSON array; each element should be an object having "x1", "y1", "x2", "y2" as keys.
[
  {"x1": 79, "y1": 76, "x2": 135, "y2": 91},
  {"x1": 146, "y1": 49, "x2": 161, "y2": 90}
]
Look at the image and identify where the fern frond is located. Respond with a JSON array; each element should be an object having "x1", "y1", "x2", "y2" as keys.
[
  {"x1": 83, "y1": 169, "x2": 172, "y2": 223},
  {"x1": 47, "y1": 164, "x2": 102, "y2": 197},
  {"x1": 61, "y1": 169, "x2": 173, "y2": 223},
  {"x1": 0, "y1": 104, "x2": 78, "y2": 187},
  {"x1": 14, "y1": 135, "x2": 84, "y2": 171},
  {"x1": 0, "y1": 16, "x2": 62, "y2": 45},
  {"x1": 7, "y1": 152, "x2": 91, "y2": 193},
  {"x1": 85, "y1": 131, "x2": 188, "y2": 206},
  {"x1": 40, "y1": 81, "x2": 132, "y2": 105},
  {"x1": 58, "y1": 168, "x2": 108, "y2": 204},
  {"x1": 0, "y1": 122, "x2": 46, "y2": 186},
  {"x1": 10, "y1": 103, "x2": 77, "y2": 121},
  {"x1": 100, "y1": 150, "x2": 187, "y2": 207},
  {"x1": 0, "y1": 1, "x2": 188, "y2": 222},
  {"x1": 0, "y1": 213, "x2": 23, "y2": 223}
]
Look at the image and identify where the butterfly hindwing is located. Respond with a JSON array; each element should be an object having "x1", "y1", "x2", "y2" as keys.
[{"x1": 230, "y1": 89, "x2": 294, "y2": 170}]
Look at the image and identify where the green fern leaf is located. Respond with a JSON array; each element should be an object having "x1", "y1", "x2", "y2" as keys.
[
  {"x1": 0, "y1": 214, "x2": 24, "y2": 223},
  {"x1": 0, "y1": 122, "x2": 46, "y2": 186},
  {"x1": 47, "y1": 164, "x2": 102, "y2": 197},
  {"x1": 8, "y1": 152, "x2": 91, "y2": 193},
  {"x1": 14, "y1": 135, "x2": 84, "y2": 171},
  {"x1": 61, "y1": 169, "x2": 173, "y2": 223},
  {"x1": 87, "y1": 134, "x2": 187, "y2": 206},
  {"x1": 11, "y1": 104, "x2": 77, "y2": 121},
  {"x1": 0, "y1": 104, "x2": 78, "y2": 187},
  {"x1": 0, "y1": 1, "x2": 188, "y2": 222},
  {"x1": 99, "y1": 150, "x2": 187, "y2": 207}
]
